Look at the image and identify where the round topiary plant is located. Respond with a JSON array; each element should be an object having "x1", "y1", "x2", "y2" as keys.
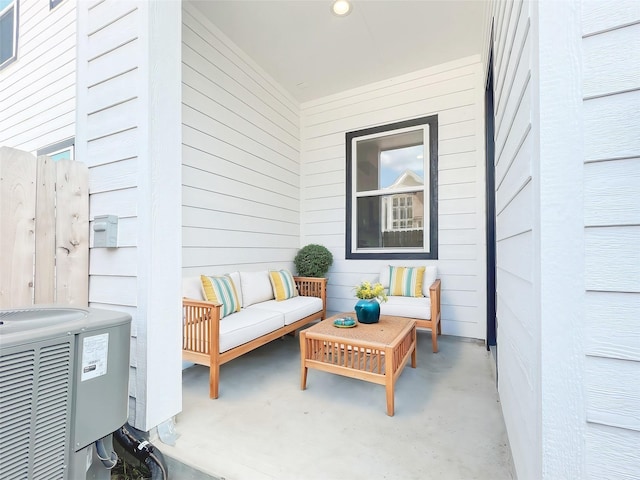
[{"x1": 294, "y1": 244, "x2": 333, "y2": 278}]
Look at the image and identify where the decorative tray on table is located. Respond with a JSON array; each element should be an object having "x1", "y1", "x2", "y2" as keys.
[{"x1": 333, "y1": 317, "x2": 357, "y2": 328}]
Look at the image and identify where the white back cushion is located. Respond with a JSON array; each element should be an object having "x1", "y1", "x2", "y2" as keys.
[
  {"x1": 379, "y1": 265, "x2": 437, "y2": 297},
  {"x1": 422, "y1": 266, "x2": 437, "y2": 296},
  {"x1": 228, "y1": 271, "x2": 243, "y2": 307},
  {"x1": 183, "y1": 276, "x2": 205, "y2": 300},
  {"x1": 240, "y1": 270, "x2": 275, "y2": 307}
]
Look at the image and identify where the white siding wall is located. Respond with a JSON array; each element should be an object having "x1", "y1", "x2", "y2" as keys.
[
  {"x1": 582, "y1": 1, "x2": 640, "y2": 477},
  {"x1": 300, "y1": 56, "x2": 487, "y2": 340},
  {"x1": 181, "y1": 3, "x2": 301, "y2": 276},
  {"x1": 76, "y1": 0, "x2": 182, "y2": 431},
  {"x1": 491, "y1": 1, "x2": 541, "y2": 477},
  {"x1": 0, "y1": 0, "x2": 75, "y2": 151}
]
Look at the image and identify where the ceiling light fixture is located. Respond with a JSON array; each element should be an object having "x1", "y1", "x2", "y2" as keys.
[{"x1": 332, "y1": 0, "x2": 352, "y2": 16}]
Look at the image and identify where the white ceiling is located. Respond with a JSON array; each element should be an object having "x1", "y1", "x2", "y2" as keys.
[{"x1": 191, "y1": 0, "x2": 487, "y2": 103}]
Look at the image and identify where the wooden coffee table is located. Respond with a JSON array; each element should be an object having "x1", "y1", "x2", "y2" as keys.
[{"x1": 299, "y1": 312, "x2": 417, "y2": 416}]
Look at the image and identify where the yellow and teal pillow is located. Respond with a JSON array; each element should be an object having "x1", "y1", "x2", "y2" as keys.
[
  {"x1": 200, "y1": 275, "x2": 241, "y2": 318},
  {"x1": 269, "y1": 270, "x2": 298, "y2": 301},
  {"x1": 388, "y1": 266, "x2": 426, "y2": 297}
]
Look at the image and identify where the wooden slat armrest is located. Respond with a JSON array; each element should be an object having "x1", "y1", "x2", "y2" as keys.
[
  {"x1": 429, "y1": 278, "x2": 441, "y2": 295},
  {"x1": 428, "y1": 279, "x2": 442, "y2": 353},
  {"x1": 429, "y1": 279, "x2": 441, "y2": 315},
  {"x1": 183, "y1": 297, "x2": 221, "y2": 309},
  {"x1": 182, "y1": 298, "x2": 222, "y2": 399},
  {"x1": 294, "y1": 276, "x2": 328, "y2": 319}
]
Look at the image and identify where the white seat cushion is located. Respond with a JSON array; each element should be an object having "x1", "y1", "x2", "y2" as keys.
[
  {"x1": 380, "y1": 295, "x2": 431, "y2": 320},
  {"x1": 219, "y1": 308, "x2": 284, "y2": 353},
  {"x1": 247, "y1": 296, "x2": 323, "y2": 326}
]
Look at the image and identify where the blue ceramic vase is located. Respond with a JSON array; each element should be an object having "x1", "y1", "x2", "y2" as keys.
[{"x1": 355, "y1": 299, "x2": 380, "y2": 324}]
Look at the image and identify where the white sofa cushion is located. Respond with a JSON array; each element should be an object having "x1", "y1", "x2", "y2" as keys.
[
  {"x1": 247, "y1": 296, "x2": 323, "y2": 326},
  {"x1": 183, "y1": 276, "x2": 204, "y2": 301},
  {"x1": 219, "y1": 308, "x2": 284, "y2": 353},
  {"x1": 379, "y1": 265, "x2": 437, "y2": 297},
  {"x1": 380, "y1": 295, "x2": 431, "y2": 320},
  {"x1": 240, "y1": 270, "x2": 275, "y2": 307}
]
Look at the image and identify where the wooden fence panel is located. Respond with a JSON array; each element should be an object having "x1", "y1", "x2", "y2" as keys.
[
  {"x1": 0, "y1": 147, "x2": 88, "y2": 308},
  {"x1": 34, "y1": 155, "x2": 56, "y2": 303},
  {"x1": 55, "y1": 159, "x2": 89, "y2": 306},
  {"x1": 0, "y1": 147, "x2": 37, "y2": 308}
]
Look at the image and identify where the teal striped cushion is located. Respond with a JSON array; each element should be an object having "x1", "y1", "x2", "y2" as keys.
[
  {"x1": 200, "y1": 275, "x2": 241, "y2": 318},
  {"x1": 388, "y1": 266, "x2": 425, "y2": 297}
]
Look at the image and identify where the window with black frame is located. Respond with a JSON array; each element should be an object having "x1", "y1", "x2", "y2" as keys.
[
  {"x1": 0, "y1": 0, "x2": 18, "y2": 69},
  {"x1": 346, "y1": 115, "x2": 438, "y2": 260}
]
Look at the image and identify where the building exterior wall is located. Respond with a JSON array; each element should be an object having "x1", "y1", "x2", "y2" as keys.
[
  {"x1": 76, "y1": 0, "x2": 182, "y2": 430},
  {"x1": 300, "y1": 55, "x2": 487, "y2": 340},
  {"x1": 181, "y1": 2, "x2": 301, "y2": 277},
  {"x1": 581, "y1": 1, "x2": 640, "y2": 476},
  {"x1": 491, "y1": 0, "x2": 639, "y2": 478},
  {"x1": 490, "y1": 1, "x2": 541, "y2": 477},
  {"x1": 0, "y1": 0, "x2": 75, "y2": 152}
]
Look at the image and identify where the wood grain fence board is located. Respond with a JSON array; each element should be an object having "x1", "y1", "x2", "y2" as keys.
[
  {"x1": 34, "y1": 155, "x2": 57, "y2": 304},
  {"x1": 0, "y1": 147, "x2": 37, "y2": 308},
  {"x1": 55, "y1": 159, "x2": 89, "y2": 306}
]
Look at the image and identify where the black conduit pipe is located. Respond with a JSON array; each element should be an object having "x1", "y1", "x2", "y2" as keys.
[{"x1": 113, "y1": 423, "x2": 169, "y2": 480}]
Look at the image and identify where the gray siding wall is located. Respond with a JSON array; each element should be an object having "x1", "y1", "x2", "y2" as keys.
[
  {"x1": 582, "y1": 1, "x2": 640, "y2": 477},
  {"x1": 300, "y1": 56, "x2": 487, "y2": 340},
  {"x1": 0, "y1": 0, "x2": 75, "y2": 151},
  {"x1": 181, "y1": 3, "x2": 301, "y2": 277},
  {"x1": 491, "y1": 0, "x2": 540, "y2": 477}
]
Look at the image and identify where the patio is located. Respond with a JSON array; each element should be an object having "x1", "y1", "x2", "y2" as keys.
[{"x1": 160, "y1": 330, "x2": 514, "y2": 480}]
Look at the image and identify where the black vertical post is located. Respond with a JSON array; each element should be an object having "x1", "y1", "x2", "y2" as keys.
[{"x1": 485, "y1": 49, "x2": 497, "y2": 349}]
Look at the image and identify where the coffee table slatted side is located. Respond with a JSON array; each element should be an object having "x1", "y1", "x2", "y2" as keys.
[{"x1": 300, "y1": 313, "x2": 417, "y2": 416}]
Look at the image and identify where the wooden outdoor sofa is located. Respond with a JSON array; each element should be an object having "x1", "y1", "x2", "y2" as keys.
[{"x1": 182, "y1": 273, "x2": 327, "y2": 399}]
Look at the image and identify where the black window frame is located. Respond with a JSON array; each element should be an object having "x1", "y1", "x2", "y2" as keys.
[
  {"x1": 0, "y1": 0, "x2": 18, "y2": 70},
  {"x1": 345, "y1": 115, "x2": 438, "y2": 260}
]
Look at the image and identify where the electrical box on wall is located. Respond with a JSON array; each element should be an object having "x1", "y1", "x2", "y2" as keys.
[{"x1": 93, "y1": 215, "x2": 118, "y2": 248}]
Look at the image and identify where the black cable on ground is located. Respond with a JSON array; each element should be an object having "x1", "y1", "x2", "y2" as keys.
[{"x1": 113, "y1": 422, "x2": 169, "y2": 480}]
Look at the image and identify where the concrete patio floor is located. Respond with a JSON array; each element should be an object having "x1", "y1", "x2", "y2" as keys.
[{"x1": 160, "y1": 330, "x2": 514, "y2": 480}]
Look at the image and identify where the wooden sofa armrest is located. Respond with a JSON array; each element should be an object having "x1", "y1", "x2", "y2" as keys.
[
  {"x1": 182, "y1": 297, "x2": 221, "y2": 357},
  {"x1": 294, "y1": 276, "x2": 328, "y2": 319},
  {"x1": 429, "y1": 279, "x2": 442, "y2": 325}
]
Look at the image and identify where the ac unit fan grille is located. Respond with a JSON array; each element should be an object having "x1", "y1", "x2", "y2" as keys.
[{"x1": 0, "y1": 341, "x2": 72, "y2": 480}]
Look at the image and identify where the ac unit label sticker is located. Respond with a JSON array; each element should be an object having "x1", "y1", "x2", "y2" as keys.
[{"x1": 81, "y1": 333, "x2": 109, "y2": 381}]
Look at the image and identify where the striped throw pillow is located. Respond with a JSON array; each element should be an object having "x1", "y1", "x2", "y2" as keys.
[
  {"x1": 388, "y1": 266, "x2": 426, "y2": 297},
  {"x1": 269, "y1": 270, "x2": 299, "y2": 301},
  {"x1": 200, "y1": 275, "x2": 241, "y2": 318}
]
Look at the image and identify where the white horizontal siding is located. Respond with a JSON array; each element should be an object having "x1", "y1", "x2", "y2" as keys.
[
  {"x1": 585, "y1": 291, "x2": 640, "y2": 361},
  {"x1": 582, "y1": 1, "x2": 640, "y2": 475},
  {"x1": 77, "y1": 0, "x2": 143, "y2": 428},
  {"x1": 78, "y1": 0, "x2": 183, "y2": 431},
  {"x1": 585, "y1": 423, "x2": 640, "y2": 480},
  {"x1": 300, "y1": 55, "x2": 486, "y2": 340},
  {"x1": 0, "y1": 0, "x2": 76, "y2": 152},
  {"x1": 491, "y1": 0, "x2": 539, "y2": 478},
  {"x1": 585, "y1": 356, "x2": 640, "y2": 431},
  {"x1": 181, "y1": 3, "x2": 300, "y2": 275}
]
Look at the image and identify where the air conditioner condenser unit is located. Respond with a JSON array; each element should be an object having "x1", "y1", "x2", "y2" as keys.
[{"x1": 0, "y1": 306, "x2": 131, "y2": 480}]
